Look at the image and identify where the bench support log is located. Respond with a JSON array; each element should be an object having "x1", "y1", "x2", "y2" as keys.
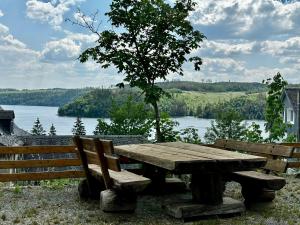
[
  {"x1": 100, "y1": 189, "x2": 137, "y2": 212},
  {"x1": 240, "y1": 182, "x2": 275, "y2": 206}
]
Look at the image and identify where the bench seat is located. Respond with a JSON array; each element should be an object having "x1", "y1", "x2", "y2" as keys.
[
  {"x1": 88, "y1": 164, "x2": 150, "y2": 192},
  {"x1": 232, "y1": 171, "x2": 286, "y2": 190}
]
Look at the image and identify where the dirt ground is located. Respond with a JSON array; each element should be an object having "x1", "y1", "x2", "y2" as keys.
[{"x1": 0, "y1": 175, "x2": 299, "y2": 225}]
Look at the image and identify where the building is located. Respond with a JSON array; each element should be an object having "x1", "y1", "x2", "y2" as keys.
[
  {"x1": 0, "y1": 108, "x2": 15, "y2": 135},
  {"x1": 282, "y1": 88, "x2": 300, "y2": 140}
]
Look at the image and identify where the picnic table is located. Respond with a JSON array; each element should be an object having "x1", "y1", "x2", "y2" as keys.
[{"x1": 114, "y1": 142, "x2": 267, "y2": 219}]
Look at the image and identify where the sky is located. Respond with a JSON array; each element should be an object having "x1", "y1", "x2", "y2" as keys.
[{"x1": 0, "y1": 0, "x2": 300, "y2": 89}]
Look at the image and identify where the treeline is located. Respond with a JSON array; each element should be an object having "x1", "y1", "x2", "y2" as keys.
[
  {"x1": 58, "y1": 88, "x2": 144, "y2": 118},
  {"x1": 160, "y1": 94, "x2": 266, "y2": 119},
  {"x1": 58, "y1": 88, "x2": 266, "y2": 120},
  {"x1": 0, "y1": 88, "x2": 91, "y2": 106},
  {"x1": 156, "y1": 81, "x2": 267, "y2": 93}
]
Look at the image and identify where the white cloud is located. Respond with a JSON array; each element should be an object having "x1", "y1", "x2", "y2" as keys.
[
  {"x1": 200, "y1": 40, "x2": 258, "y2": 57},
  {"x1": 191, "y1": 0, "x2": 300, "y2": 40},
  {"x1": 26, "y1": 0, "x2": 86, "y2": 30},
  {"x1": 0, "y1": 9, "x2": 4, "y2": 17},
  {"x1": 40, "y1": 32, "x2": 97, "y2": 62}
]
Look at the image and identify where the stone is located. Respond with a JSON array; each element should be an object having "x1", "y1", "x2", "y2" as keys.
[{"x1": 100, "y1": 189, "x2": 137, "y2": 212}]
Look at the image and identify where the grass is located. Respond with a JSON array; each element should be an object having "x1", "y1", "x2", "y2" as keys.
[{"x1": 161, "y1": 91, "x2": 264, "y2": 112}]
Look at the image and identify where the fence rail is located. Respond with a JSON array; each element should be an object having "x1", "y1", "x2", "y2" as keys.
[{"x1": 0, "y1": 145, "x2": 85, "y2": 182}]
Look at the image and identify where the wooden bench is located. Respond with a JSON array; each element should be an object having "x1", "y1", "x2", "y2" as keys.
[
  {"x1": 73, "y1": 136, "x2": 150, "y2": 212},
  {"x1": 212, "y1": 139, "x2": 295, "y2": 205}
]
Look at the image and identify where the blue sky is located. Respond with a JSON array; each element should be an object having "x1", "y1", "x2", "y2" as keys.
[{"x1": 0, "y1": 0, "x2": 299, "y2": 89}]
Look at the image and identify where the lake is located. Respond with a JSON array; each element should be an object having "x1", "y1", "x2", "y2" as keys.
[{"x1": 1, "y1": 105, "x2": 267, "y2": 140}]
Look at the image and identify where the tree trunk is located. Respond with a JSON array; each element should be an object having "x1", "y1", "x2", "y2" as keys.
[{"x1": 152, "y1": 101, "x2": 162, "y2": 142}]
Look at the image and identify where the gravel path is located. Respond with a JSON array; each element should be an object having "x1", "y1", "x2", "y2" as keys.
[{"x1": 0, "y1": 176, "x2": 299, "y2": 225}]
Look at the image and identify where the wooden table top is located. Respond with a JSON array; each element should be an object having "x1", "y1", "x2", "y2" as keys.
[{"x1": 114, "y1": 142, "x2": 267, "y2": 173}]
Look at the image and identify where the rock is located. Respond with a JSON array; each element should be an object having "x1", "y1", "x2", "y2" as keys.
[{"x1": 100, "y1": 189, "x2": 137, "y2": 212}]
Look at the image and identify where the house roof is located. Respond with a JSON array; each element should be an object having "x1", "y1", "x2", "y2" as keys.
[
  {"x1": 0, "y1": 110, "x2": 15, "y2": 120},
  {"x1": 283, "y1": 87, "x2": 300, "y2": 111}
]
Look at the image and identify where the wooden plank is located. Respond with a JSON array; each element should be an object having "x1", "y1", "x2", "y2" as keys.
[
  {"x1": 0, "y1": 145, "x2": 76, "y2": 154},
  {"x1": 214, "y1": 139, "x2": 294, "y2": 157},
  {"x1": 145, "y1": 143, "x2": 241, "y2": 161},
  {"x1": 163, "y1": 197, "x2": 245, "y2": 219},
  {"x1": 105, "y1": 154, "x2": 121, "y2": 171},
  {"x1": 88, "y1": 164, "x2": 150, "y2": 192},
  {"x1": 292, "y1": 152, "x2": 300, "y2": 158},
  {"x1": 0, "y1": 170, "x2": 85, "y2": 182},
  {"x1": 0, "y1": 159, "x2": 82, "y2": 169},
  {"x1": 263, "y1": 159, "x2": 287, "y2": 172},
  {"x1": 115, "y1": 144, "x2": 215, "y2": 171},
  {"x1": 100, "y1": 139, "x2": 115, "y2": 154},
  {"x1": 84, "y1": 150, "x2": 100, "y2": 165},
  {"x1": 157, "y1": 142, "x2": 265, "y2": 162},
  {"x1": 81, "y1": 138, "x2": 97, "y2": 152},
  {"x1": 287, "y1": 161, "x2": 300, "y2": 168},
  {"x1": 232, "y1": 171, "x2": 286, "y2": 190},
  {"x1": 280, "y1": 143, "x2": 300, "y2": 147}
]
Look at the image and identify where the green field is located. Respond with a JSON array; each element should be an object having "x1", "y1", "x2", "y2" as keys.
[{"x1": 162, "y1": 91, "x2": 262, "y2": 111}]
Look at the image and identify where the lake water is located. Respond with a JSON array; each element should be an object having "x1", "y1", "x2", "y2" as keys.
[{"x1": 1, "y1": 105, "x2": 267, "y2": 140}]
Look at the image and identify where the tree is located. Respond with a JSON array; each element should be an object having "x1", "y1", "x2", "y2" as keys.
[
  {"x1": 159, "y1": 113, "x2": 179, "y2": 142},
  {"x1": 264, "y1": 72, "x2": 288, "y2": 142},
  {"x1": 244, "y1": 122, "x2": 263, "y2": 143},
  {"x1": 178, "y1": 127, "x2": 201, "y2": 144},
  {"x1": 94, "y1": 96, "x2": 152, "y2": 136},
  {"x1": 77, "y1": 0, "x2": 205, "y2": 142},
  {"x1": 72, "y1": 117, "x2": 86, "y2": 135},
  {"x1": 204, "y1": 110, "x2": 247, "y2": 143},
  {"x1": 48, "y1": 124, "x2": 57, "y2": 136},
  {"x1": 31, "y1": 118, "x2": 46, "y2": 136}
]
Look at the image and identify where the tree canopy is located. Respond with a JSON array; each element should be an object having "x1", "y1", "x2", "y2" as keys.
[{"x1": 78, "y1": 0, "x2": 205, "y2": 141}]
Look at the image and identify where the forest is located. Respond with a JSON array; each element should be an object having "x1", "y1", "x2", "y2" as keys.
[{"x1": 0, "y1": 82, "x2": 269, "y2": 120}]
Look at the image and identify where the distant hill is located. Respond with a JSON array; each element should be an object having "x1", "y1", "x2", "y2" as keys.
[
  {"x1": 156, "y1": 81, "x2": 267, "y2": 93},
  {"x1": 57, "y1": 82, "x2": 267, "y2": 119},
  {"x1": 0, "y1": 88, "x2": 92, "y2": 106}
]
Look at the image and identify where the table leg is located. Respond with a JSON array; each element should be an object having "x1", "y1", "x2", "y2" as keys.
[
  {"x1": 190, "y1": 172, "x2": 223, "y2": 205},
  {"x1": 163, "y1": 172, "x2": 245, "y2": 220}
]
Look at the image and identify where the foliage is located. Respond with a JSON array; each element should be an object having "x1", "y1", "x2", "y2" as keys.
[
  {"x1": 48, "y1": 124, "x2": 57, "y2": 136},
  {"x1": 178, "y1": 127, "x2": 201, "y2": 144},
  {"x1": 195, "y1": 94, "x2": 266, "y2": 120},
  {"x1": 204, "y1": 110, "x2": 247, "y2": 144},
  {"x1": 0, "y1": 88, "x2": 90, "y2": 106},
  {"x1": 58, "y1": 86, "x2": 265, "y2": 120},
  {"x1": 244, "y1": 122, "x2": 263, "y2": 143},
  {"x1": 157, "y1": 81, "x2": 267, "y2": 93},
  {"x1": 72, "y1": 117, "x2": 86, "y2": 135},
  {"x1": 264, "y1": 72, "x2": 288, "y2": 142},
  {"x1": 282, "y1": 133, "x2": 297, "y2": 143},
  {"x1": 58, "y1": 88, "x2": 141, "y2": 118},
  {"x1": 159, "y1": 113, "x2": 179, "y2": 142},
  {"x1": 31, "y1": 118, "x2": 46, "y2": 136},
  {"x1": 94, "y1": 97, "x2": 152, "y2": 136},
  {"x1": 78, "y1": 0, "x2": 205, "y2": 141}
]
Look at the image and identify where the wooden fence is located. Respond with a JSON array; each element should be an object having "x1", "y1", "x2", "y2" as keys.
[{"x1": 0, "y1": 145, "x2": 85, "y2": 182}]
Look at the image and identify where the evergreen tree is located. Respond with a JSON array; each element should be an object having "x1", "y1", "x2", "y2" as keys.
[
  {"x1": 31, "y1": 118, "x2": 46, "y2": 136},
  {"x1": 48, "y1": 124, "x2": 57, "y2": 136},
  {"x1": 72, "y1": 117, "x2": 86, "y2": 135}
]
